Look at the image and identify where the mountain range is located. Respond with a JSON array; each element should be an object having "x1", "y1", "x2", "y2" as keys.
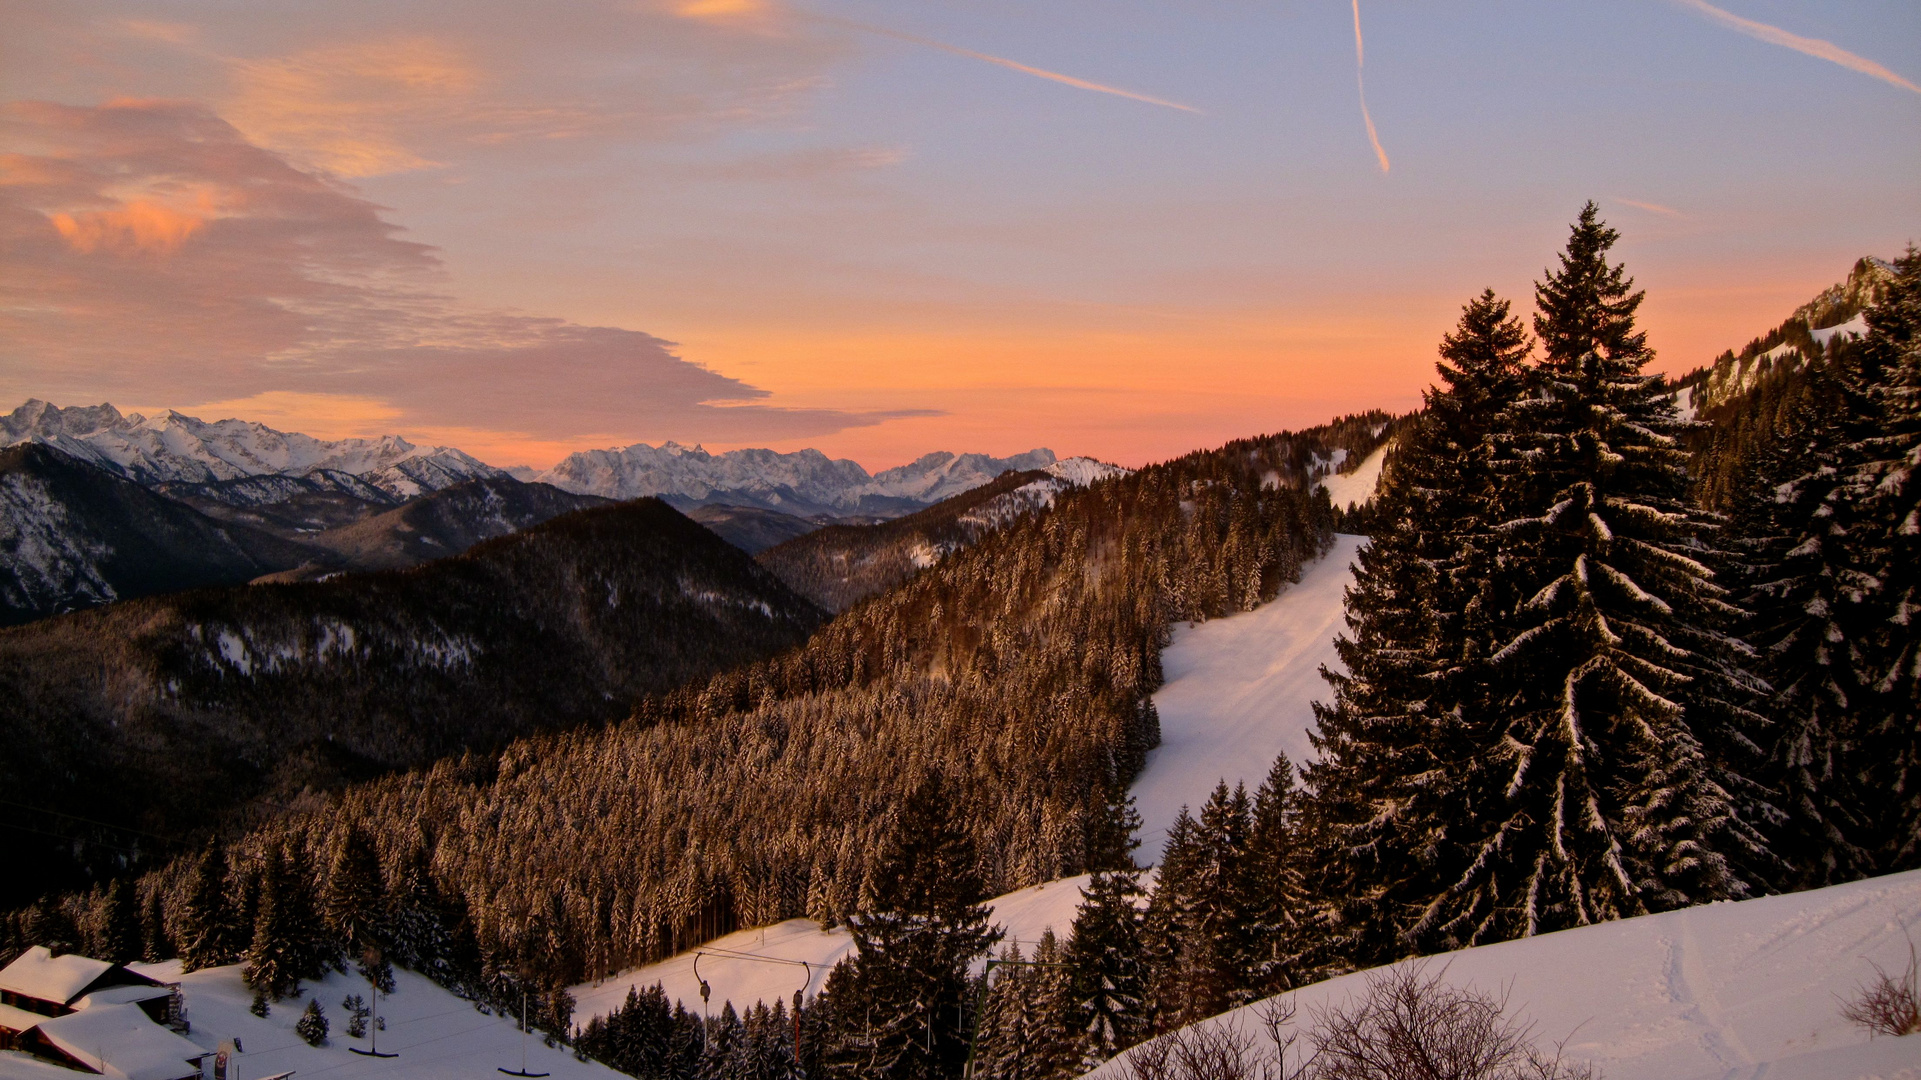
[
  {"x1": 2, "y1": 399, "x2": 1064, "y2": 516},
  {"x1": 533, "y1": 442, "x2": 1061, "y2": 516},
  {"x1": 1, "y1": 399, "x2": 1101, "y2": 623}
]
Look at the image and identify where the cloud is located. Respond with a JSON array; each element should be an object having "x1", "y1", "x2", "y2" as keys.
[
  {"x1": 51, "y1": 198, "x2": 209, "y2": 254},
  {"x1": 0, "y1": 99, "x2": 915, "y2": 449},
  {"x1": 1670, "y1": 0, "x2": 1921, "y2": 94},
  {"x1": 809, "y1": 14, "x2": 1202, "y2": 114},
  {"x1": 674, "y1": 0, "x2": 770, "y2": 19},
  {"x1": 224, "y1": 38, "x2": 480, "y2": 177},
  {"x1": 1352, "y1": 0, "x2": 1389, "y2": 174}
]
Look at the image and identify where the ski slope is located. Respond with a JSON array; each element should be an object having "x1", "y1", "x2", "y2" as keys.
[
  {"x1": 571, "y1": 874, "x2": 1095, "y2": 1024},
  {"x1": 1131, "y1": 534, "x2": 1364, "y2": 860},
  {"x1": 1318, "y1": 443, "x2": 1388, "y2": 511},
  {"x1": 1087, "y1": 868, "x2": 1921, "y2": 1080}
]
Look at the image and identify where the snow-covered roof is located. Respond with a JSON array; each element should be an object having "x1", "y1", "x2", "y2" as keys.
[
  {"x1": 74, "y1": 984, "x2": 172, "y2": 1010},
  {"x1": 28, "y1": 1004, "x2": 205, "y2": 1080},
  {"x1": 0, "y1": 947, "x2": 114, "y2": 1007},
  {"x1": 0, "y1": 1002, "x2": 46, "y2": 1035},
  {"x1": 0, "y1": 1049, "x2": 93, "y2": 1079}
]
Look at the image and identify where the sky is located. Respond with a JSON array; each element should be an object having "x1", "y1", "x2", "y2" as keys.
[{"x1": 2, "y1": 1, "x2": 1917, "y2": 470}]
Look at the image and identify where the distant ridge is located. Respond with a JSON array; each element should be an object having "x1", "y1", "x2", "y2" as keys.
[
  {"x1": 1, "y1": 400, "x2": 502, "y2": 498},
  {"x1": 537, "y1": 442, "x2": 1060, "y2": 517}
]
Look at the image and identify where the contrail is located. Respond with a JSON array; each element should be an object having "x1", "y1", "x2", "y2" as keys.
[
  {"x1": 1612, "y1": 197, "x2": 1685, "y2": 218},
  {"x1": 1671, "y1": 0, "x2": 1920, "y2": 94},
  {"x1": 810, "y1": 14, "x2": 1202, "y2": 114},
  {"x1": 1352, "y1": 0, "x2": 1389, "y2": 173}
]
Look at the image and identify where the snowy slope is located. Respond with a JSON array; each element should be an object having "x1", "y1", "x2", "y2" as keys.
[
  {"x1": 1, "y1": 400, "x2": 502, "y2": 497},
  {"x1": 1131, "y1": 534, "x2": 1363, "y2": 859},
  {"x1": 37, "y1": 962, "x2": 625, "y2": 1080},
  {"x1": 538, "y1": 443, "x2": 1057, "y2": 516},
  {"x1": 1317, "y1": 443, "x2": 1387, "y2": 511},
  {"x1": 1088, "y1": 868, "x2": 1921, "y2": 1080},
  {"x1": 570, "y1": 875, "x2": 1096, "y2": 1023},
  {"x1": 1044, "y1": 457, "x2": 1130, "y2": 487}
]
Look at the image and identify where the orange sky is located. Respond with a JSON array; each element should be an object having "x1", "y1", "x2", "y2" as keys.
[{"x1": 2, "y1": 1, "x2": 1916, "y2": 470}]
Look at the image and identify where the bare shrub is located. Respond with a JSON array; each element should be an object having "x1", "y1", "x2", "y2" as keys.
[
  {"x1": 1117, "y1": 1017, "x2": 1270, "y2": 1080},
  {"x1": 1840, "y1": 941, "x2": 1921, "y2": 1037},
  {"x1": 1112, "y1": 966, "x2": 1591, "y2": 1080},
  {"x1": 1303, "y1": 964, "x2": 1593, "y2": 1080}
]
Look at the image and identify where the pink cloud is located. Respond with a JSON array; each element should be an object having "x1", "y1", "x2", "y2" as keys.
[{"x1": 0, "y1": 99, "x2": 922, "y2": 445}]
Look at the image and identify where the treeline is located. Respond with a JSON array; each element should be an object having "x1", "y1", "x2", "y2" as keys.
[{"x1": 0, "y1": 497, "x2": 822, "y2": 906}]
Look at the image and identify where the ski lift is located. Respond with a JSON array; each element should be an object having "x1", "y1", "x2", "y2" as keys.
[
  {"x1": 497, "y1": 982, "x2": 550, "y2": 1078},
  {"x1": 690, "y1": 945, "x2": 813, "y2": 1065},
  {"x1": 348, "y1": 947, "x2": 397, "y2": 1059}
]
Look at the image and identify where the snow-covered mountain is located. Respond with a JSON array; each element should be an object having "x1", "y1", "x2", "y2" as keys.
[
  {"x1": 0, "y1": 400, "x2": 504, "y2": 498},
  {"x1": 537, "y1": 441, "x2": 1059, "y2": 517},
  {"x1": 0, "y1": 442, "x2": 317, "y2": 625},
  {"x1": 1680, "y1": 256, "x2": 1891, "y2": 417}
]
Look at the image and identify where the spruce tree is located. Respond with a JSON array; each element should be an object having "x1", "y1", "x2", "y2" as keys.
[
  {"x1": 1303, "y1": 290, "x2": 1533, "y2": 970},
  {"x1": 324, "y1": 824, "x2": 386, "y2": 953},
  {"x1": 819, "y1": 772, "x2": 1000, "y2": 1079},
  {"x1": 245, "y1": 847, "x2": 334, "y2": 999},
  {"x1": 1459, "y1": 203, "x2": 1770, "y2": 935},
  {"x1": 1241, "y1": 754, "x2": 1306, "y2": 995},
  {"x1": 1063, "y1": 871, "x2": 1147, "y2": 1068},
  {"x1": 97, "y1": 878, "x2": 143, "y2": 965},
  {"x1": 296, "y1": 999, "x2": 330, "y2": 1046},
  {"x1": 1727, "y1": 356, "x2": 1878, "y2": 887},
  {"x1": 180, "y1": 846, "x2": 238, "y2": 972}
]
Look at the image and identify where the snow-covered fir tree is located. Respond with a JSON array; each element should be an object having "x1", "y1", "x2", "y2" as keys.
[
  {"x1": 1063, "y1": 870, "x2": 1147, "y2": 1067},
  {"x1": 1726, "y1": 355, "x2": 1880, "y2": 888},
  {"x1": 1241, "y1": 753, "x2": 1307, "y2": 995},
  {"x1": 1459, "y1": 203, "x2": 1772, "y2": 934},
  {"x1": 244, "y1": 846, "x2": 334, "y2": 999},
  {"x1": 324, "y1": 824, "x2": 385, "y2": 954},
  {"x1": 818, "y1": 772, "x2": 1001, "y2": 1080},
  {"x1": 1302, "y1": 289, "x2": 1536, "y2": 969}
]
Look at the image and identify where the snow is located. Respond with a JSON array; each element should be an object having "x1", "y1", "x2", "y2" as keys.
[
  {"x1": 1811, "y1": 313, "x2": 1870, "y2": 348},
  {"x1": 0, "y1": 947, "x2": 117, "y2": 1008},
  {"x1": 537, "y1": 443, "x2": 1059, "y2": 514},
  {"x1": 22, "y1": 1003, "x2": 203, "y2": 1080},
  {"x1": 91, "y1": 961, "x2": 623, "y2": 1080},
  {"x1": 1674, "y1": 383, "x2": 1698, "y2": 422},
  {"x1": 1317, "y1": 444, "x2": 1388, "y2": 511},
  {"x1": 1, "y1": 400, "x2": 502, "y2": 496},
  {"x1": 570, "y1": 875, "x2": 1096, "y2": 1023},
  {"x1": 1131, "y1": 534, "x2": 1363, "y2": 860},
  {"x1": 1044, "y1": 457, "x2": 1131, "y2": 487},
  {"x1": 1087, "y1": 868, "x2": 1921, "y2": 1080}
]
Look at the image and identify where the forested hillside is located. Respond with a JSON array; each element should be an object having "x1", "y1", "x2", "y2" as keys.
[
  {"x1": 271, "y1": 476, "x2": 611, "y2": 578},
  {"x1": 0, "y1": 410, "x2": 1378, "y2": 1025},
  {"x1": 0, "y1": 498, "x2": 822, "y2": 906},
  {"x1": 756, "y1": 468, "x2": 1059, "y2": 610},
  {"x1": 1678, "y1": 255, "x2": 1893, "y2": 509}
]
